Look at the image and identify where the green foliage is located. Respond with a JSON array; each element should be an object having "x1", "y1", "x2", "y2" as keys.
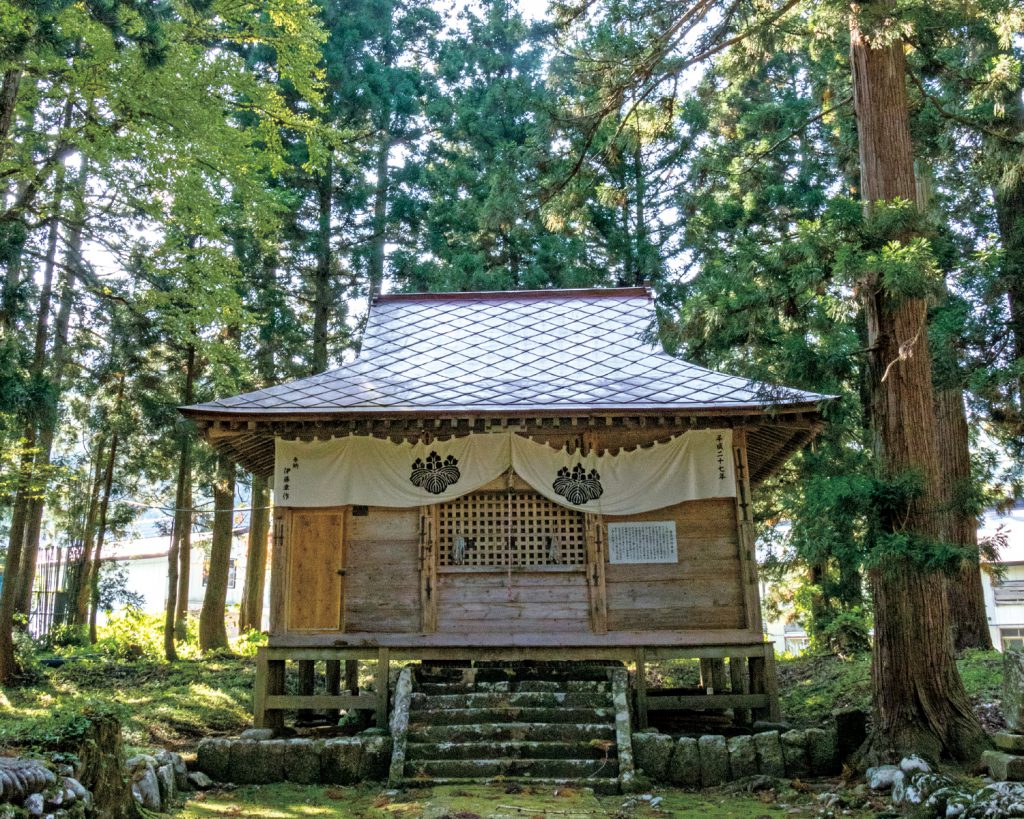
[
  {"x1": 94, "y1": 610, "x2": 192, "y2": 661},
  {"x1": 809, "y1": 607, "x2": 872, "y2": 657}
]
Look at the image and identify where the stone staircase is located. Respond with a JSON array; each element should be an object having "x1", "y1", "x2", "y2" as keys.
[{"x1": 389, "y1": 662, "x2": 633, "y2": 793}]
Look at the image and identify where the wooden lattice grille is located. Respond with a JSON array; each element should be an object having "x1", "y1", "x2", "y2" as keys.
[{"x1": 437, "y1": 491, "x2": 586, "y2": 567}]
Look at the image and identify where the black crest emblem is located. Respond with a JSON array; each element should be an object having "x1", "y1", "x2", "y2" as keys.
[
  {"x1": 410, "y1": 451, "x2": 461, "y2": 494},
  {"x1": 553, "y1": 463, "x2": 603, "y2": 505}
]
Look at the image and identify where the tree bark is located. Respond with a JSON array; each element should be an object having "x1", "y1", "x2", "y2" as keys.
[
  {"x1": 88, "y1": 428, "x2": 118, "y2": 644},
  {"x1": 199, "y1": 453, "x2": 236, "y2": 651},
  {"x1": 311, "y1": 153, "x2": 334, "y2": 374},
  {"x1": 935, "y1": 387, "x2": 991, "y2": 650},
  {"x1": 238, "y1": 473, "x2": 270, "y2": 633},
  {"x1": 915, "y1": 162, "x2": 992, "y2": 652},
  {"x1": 164, "y1": 344, "x2": 196, "y2": 661},
  {"x1": 368, "y1": 137, "x2": 390, "y2": 304},
  {"x1": 174, "y1": 465, "x2": 192, "y2": 641},
  {"x1": 67, "y1": 436, "x2": 107, "y2": 627},
  {"x1": 14, "y1": 158, "x2": 85, "y2": 617},
  {"x1": 993, "y1": 172, "x2": 1024, "y2": 449},
  {"x1": 850, "y1": 0, "x2": 987, "y2": 762},
  {"x1": 0, "y1": 69, "x2": 22, "y2": 164}
]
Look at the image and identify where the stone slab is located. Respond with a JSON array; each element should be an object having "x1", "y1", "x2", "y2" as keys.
[{"x1": 983, "y1": 750, "x2": 1024, "y2": 782}]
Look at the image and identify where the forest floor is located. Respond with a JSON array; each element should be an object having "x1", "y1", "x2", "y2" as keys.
[{"x1": 173, "y1": 780, "x2": 890, "y2": 818}]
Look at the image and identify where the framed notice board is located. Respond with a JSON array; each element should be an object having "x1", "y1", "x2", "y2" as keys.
[{"x1": 607, "y1": 521, "x2": 678, "y2": 564}]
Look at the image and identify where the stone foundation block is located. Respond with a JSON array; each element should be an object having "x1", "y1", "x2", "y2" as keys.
[
  {"x1": 781, "y1": 729, "x2": 809, "y2": 779},
  {"x1": 805, "y1": 728, "x2": 838, "y2": 776},
  {"x1": 229, "y1": 739, "x2": 285, "y2": 784},
  {"x1": 322, "y1": 738, "x2": 362, "y2": 785},
  {"x1": 284, "y1": 739, "x2": 322, "y2": 784},
  {"x1": 698, "y1": 735, "x2": 728, "y2": 788},
  {"x1": 994, "y1": 733, "x2": 1024, "y2": 753},
  {"x1": 754, "y1": 731, "x2": 785, "y2": 778},
  {"x1": 358, "y1": 735, "x2": 392, "y2": 781},
  {"x1": 668, "y1": 737, "x2": 700, "y2": 788},
  {"x1": 983, "y1": 750, "x2": 1024, "y2": 782},
  {"x1": 727, "y1": 735, "x2": 757, "y2": 779},
  {"x1": 632, "y1": 732, "x2": 674, "y2": 782},
  {"x1": 196, "y1": 738, "x2": 232, "y2": 782}
]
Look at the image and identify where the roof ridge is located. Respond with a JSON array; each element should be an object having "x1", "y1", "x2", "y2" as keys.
[{"x1": 373, "y1": 286, "x2": 651, "y2": 304}]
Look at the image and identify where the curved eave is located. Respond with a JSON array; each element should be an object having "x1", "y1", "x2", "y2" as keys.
[{"x1": 179, "y1": 398, "x2": 831, "y2": 422}]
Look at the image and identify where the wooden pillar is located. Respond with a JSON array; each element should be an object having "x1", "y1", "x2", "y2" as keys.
[
  {"x1": 265, "y1": 655, "x2": 286, "y2": 731},
  {"x1": 325, "y1": 660, "x2": 341, "y2": 721},
  {"x1": 635, "y1": 648, "x2": 648, "y2": 730},
  {"x1": 375, "y1": 648, "x2": 391, "y2": 728},
  {"x1": 419, "y1": 505, "x2": 438, "y2": 633},
  {"x1": 254, "y1": 647, "x2": 269, "y2": 728},
  {"x1": 345, "y1": 659, "x2": 359, "y2": 694},
  {"x1": 729, "y1": 656, "x2": 751, "y2": 726},
  {"x1": 763, "y1": 643, "x2": 781, "y2": 720},
  {"x1": 732, "y1": 430, "x2": 764, "y2": 633},
  {"x1": 584, "y1": 510, "x2": 608, "y2": 634},
  {"x1": 297, "y1": 659, "x2": 315, "y2": 723},
  {"x1": 749, "y1": 653, "x2": 770, "y2": 722}
]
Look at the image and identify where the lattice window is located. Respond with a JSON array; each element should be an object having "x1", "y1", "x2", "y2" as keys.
[{"x1": 437, "y1": 491, "x2": 586, "y2": 567}]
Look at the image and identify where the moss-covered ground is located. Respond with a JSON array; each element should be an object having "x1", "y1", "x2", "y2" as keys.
[
  {"x1": 0, "y1": 648, "x2": 1005, "y2": 753},
  {"x1": 174, "y1": 782, "x2": 881, "y2": 818}
]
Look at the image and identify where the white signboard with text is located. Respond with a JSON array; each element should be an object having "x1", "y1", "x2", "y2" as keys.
[{"x1": 607, "y1": 521, "x2": 678, "y2": 564}]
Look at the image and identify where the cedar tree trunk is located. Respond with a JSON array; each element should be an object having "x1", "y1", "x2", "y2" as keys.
[
  {"x1": 935, "y1": 387, "x2": 991, "y2": 650},
  {"x1": 238, "y1": 473, "x2": 270, "y2": 633},
  {"x1": 850, "y1": 0, "x2": 988, "y2": 761},
  {"x1": 199, "y1": 453, "x2": 236, "y2": 651}
]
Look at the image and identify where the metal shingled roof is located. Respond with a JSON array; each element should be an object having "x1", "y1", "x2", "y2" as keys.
[{"x1": 183, "y1": 287, "x2": 828, "y2": 417}]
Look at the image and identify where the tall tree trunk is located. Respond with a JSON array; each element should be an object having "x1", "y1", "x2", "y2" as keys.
[
  {"x1": 199, "y1": 453, "x2": 236, "y2": 651},
  {"x1": 914, "y1": 161, "x2": 993, "y2": 652},
  {"x1": 67, "y1": 436, "x2": 107, "y2": 627},
  {"x1": 311, "y1": 153, "x2": 334, "y2": 374},
  {"x1": 0, "y1": 69, "x2": 22, "y2": 164},
  {"x1": 994, "y1": 173, "x2": 1024, "y2": 449},
  {"x1": 935, "y1": 387, "x2": 991, "y2": 650},
  {"x1": 164, "y1": 344, "x2": 196, "y2": 661},
  {"x1": 15, "y1": 158, "x2": 85, "y2": 617},
  {"x1": 1, "y1": 152, "x2": 69, "y2": 633},
  {"x1": 368, "y1": 137, "x2": 391, "y2": 303},
  {"x1": 174, "y1": 466, "x2": 192, "y2": 641},
  {"x1": 850, "y1": 0, "x2": 987, "y2": 762},
  {"x1": 238, "y1": 474, "x2": 270, "y2": 633},
  {"x1": 87, "y1": 428, "x2": 118, "y2": 644}
]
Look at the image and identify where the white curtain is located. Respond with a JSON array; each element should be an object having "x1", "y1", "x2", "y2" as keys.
[{"x1": 275, "y1": 429, "x2": 735, "y2": 512}]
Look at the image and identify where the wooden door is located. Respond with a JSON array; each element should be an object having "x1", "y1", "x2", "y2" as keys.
[{"x1": 286, "y1": 508, "x2": 345, "y2": 631}]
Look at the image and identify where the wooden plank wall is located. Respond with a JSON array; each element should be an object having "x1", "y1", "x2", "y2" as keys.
[
  {"x1": 603, "y1": 498, "x2": 746, "y2": 631},
  {"x1": 436, "y1": 571, "x2": 590, "y2": 633},
  {"x1": 343, "y1": 506, "x2": 421, "y2": 633}
]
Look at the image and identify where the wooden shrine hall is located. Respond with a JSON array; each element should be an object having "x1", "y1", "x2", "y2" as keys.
[{"x1": 182, "y1": 286, "x2": 828, "y2": 732}]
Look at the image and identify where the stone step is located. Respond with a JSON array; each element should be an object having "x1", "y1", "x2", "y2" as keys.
[
  {"x1": 408, "y1": 721, "x2": 616, "y2": 744},
  {"x1": 404, "y1": 757, "x2": 619, "y2": 781},
  {"x1": 416, "y1": 665, "x2": 617, "y2": 685},
  {"x1": 408, "y1": 706, "x2": 615, "y2": 726},
  {"x1": 415, "y1": 679, "x2": 609, "y2": 696},
  {"x1": 399, "y1": 776, "x2": 621, "y2": 796},
  {"x1": 410, "y1": 691, "x2": 611, "y2": 710},
  {"x1": 405, "y1": 740, "x2": 617, "y2": 762}
]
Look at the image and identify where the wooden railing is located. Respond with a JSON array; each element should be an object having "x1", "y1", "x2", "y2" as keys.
[{"x1": 252, "y1": 641, "x2": 779, "y2": 730}]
